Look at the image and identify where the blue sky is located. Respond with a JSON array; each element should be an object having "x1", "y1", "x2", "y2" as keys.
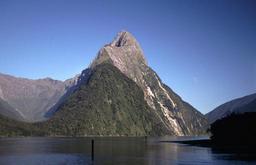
[{"x1": 0, "y1": 0, "x2": 255, "y2": 114}]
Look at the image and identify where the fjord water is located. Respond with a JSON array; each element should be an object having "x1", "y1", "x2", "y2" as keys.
[{"x1": 0, "y1": 137, "x2": 255, "y2": 165}]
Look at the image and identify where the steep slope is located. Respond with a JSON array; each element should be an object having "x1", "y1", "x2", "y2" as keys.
[
  {"x1": 90, "y1": 31, "x2": 207, "y2": 135},
  {"x1": 43, "y1": 64, "x2": 170, "y2": 136},
  {"x1": 0, "y1": 73, "x2": 68, "y2": 122},
  {"x1": 0, "y1": 98, "x2": 24, "y2": 121},
  {"x1": 206, "y1": 93, "x2": 256, "y2": 123},
  {"x1": 45, "y1": 69, "x2": 92, "y2": 118}
]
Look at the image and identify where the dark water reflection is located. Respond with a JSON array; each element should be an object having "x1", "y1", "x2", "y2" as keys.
[{"x1": 0, "y1": 136, "x2": 255, "y2": 165}]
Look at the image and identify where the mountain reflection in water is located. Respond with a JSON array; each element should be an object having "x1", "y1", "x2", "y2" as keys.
[{"x1": 0, "y1": 136, "x2": 255, "y2": 165}]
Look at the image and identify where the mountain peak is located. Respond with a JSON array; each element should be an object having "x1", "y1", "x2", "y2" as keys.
[
  {"x1": 110, "y1": 31, "x2": 139, "y2": 47},
  {"x1": 90, "y1": 31, "x2": 147, "y2": 69}
]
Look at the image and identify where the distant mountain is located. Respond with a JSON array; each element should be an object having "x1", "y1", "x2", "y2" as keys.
[
  {"x1": 46, "y1": 31, "x2": 208, "y2": 136},
  {"x1": 0, "y1": 73, "x2": 69, "y2": 122},
  {"x1": 206, "y1": 93, "x2": 256, "y2": 123}
]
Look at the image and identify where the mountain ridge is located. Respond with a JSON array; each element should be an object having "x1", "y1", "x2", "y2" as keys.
[
  {"x1": 206, "y1": 93, "x2": 256, "y2": 123},
  {"x1": 0, "y1": 72, "x2": 68, "y2": 121}
]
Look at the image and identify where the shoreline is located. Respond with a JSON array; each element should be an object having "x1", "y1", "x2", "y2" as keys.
[{"x1": 163, "y1": 139, "x2": 256, "y2": 152}]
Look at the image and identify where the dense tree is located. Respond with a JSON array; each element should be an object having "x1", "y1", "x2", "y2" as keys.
[{"x1": 210, "y1": 112, "x2": 256, "y2": 146}]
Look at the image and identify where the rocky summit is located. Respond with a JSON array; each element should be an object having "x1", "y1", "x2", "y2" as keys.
[{"x1": 0, "y1": 31, "x2": 208, "y2": 136}]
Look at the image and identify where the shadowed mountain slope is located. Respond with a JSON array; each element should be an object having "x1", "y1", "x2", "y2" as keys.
[{"x1": 206, "y1": 93, "x2": 256, "y2": 123}]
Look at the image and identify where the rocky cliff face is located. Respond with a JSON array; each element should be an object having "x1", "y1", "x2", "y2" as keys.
[{"x1": 89, "y1": 31, "x2": 207, "y2": 135}]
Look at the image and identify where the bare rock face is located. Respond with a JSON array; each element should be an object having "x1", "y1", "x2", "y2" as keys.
[
  {"x1": 0, "y1": 73, "x2": 67, "y2": 122},
  {"x1": 90, "y1": 31, "x2": 207, "y2": 135},
  {"x1": 90, "y1": 32, "x2": 152, "y2": 108},
  {"x1": 91, "y1": 31, "x2": 147, "y2": 73}
]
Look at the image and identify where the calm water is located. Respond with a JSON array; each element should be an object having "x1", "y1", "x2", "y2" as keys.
[{"x1": 0, "y1": 136, "x2": 255, "y2": 165}]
